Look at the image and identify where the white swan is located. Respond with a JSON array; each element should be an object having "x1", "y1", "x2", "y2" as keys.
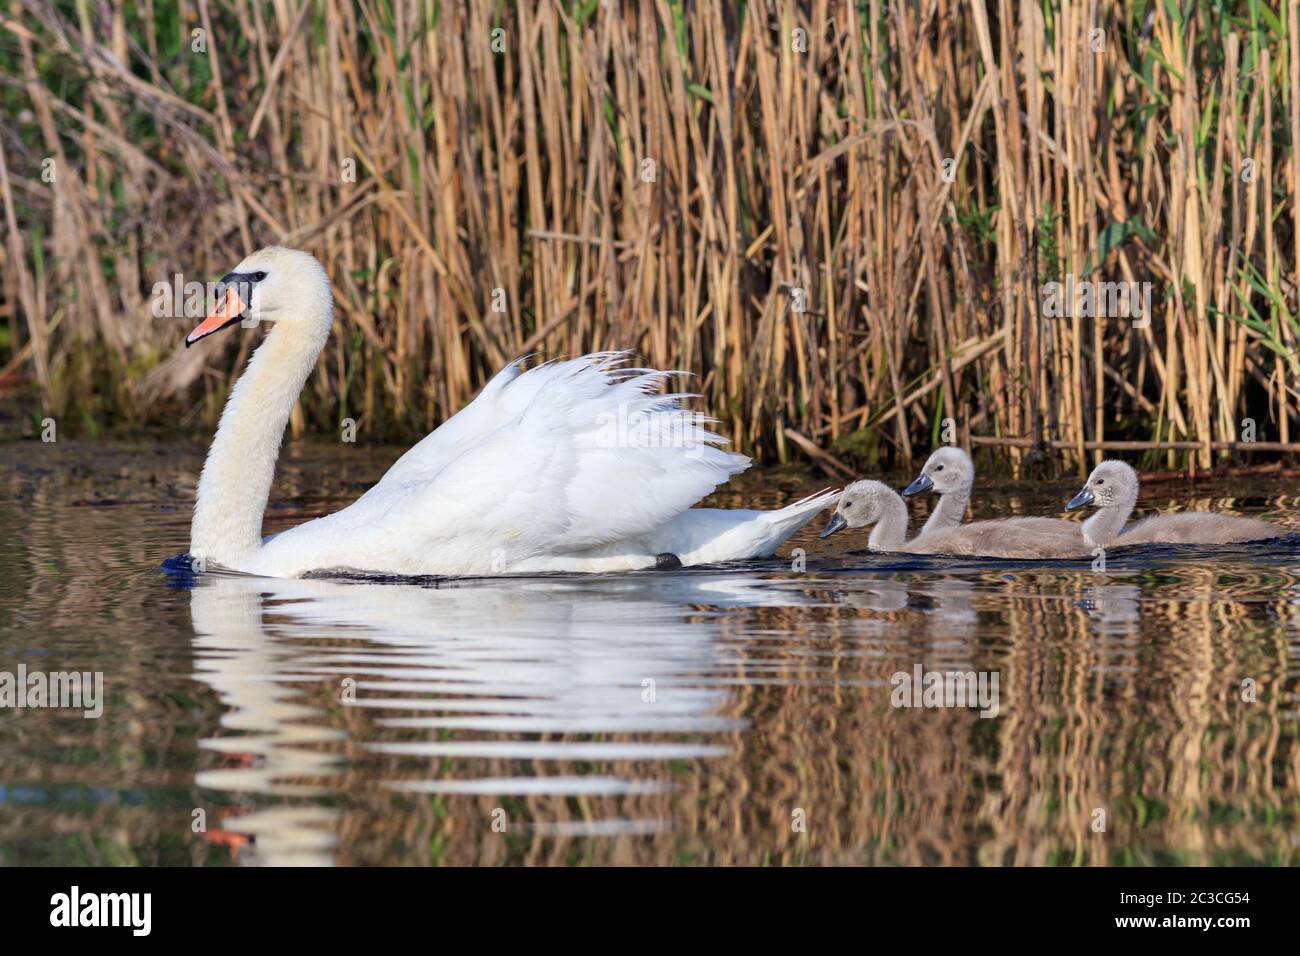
[
  {"x1": 183, "y1": 247, "x2": 836, "y2": 577},
  {"x1": 820, "y1": 480, "x2": 1090, "y2": 558},
  {"x1": 1065, "y1": 460, "x2": 1283, "y2": 548},
  {"x1": 901, "y1": 446, "x2": 1083, "y2": 540}
]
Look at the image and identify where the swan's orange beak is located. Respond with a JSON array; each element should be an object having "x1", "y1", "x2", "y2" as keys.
[{"x1": 186, "y1": 286, "x2": 246, "y2": 348}]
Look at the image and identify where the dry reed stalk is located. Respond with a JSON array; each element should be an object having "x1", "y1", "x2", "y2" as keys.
[{"x1": 0, "y1": 0, "x2": 1294, "y2": 474}]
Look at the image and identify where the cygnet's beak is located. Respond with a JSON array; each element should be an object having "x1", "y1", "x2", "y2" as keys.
[
  {"x1": 901, "y1": 473, "x2": 933, "y2": 496},
  {"x1": 1065, "y1": 487, "x2": 1096, "y2": 511},
  {"x1": 819, "y1": 511, "x2": 848, "y2": 539}
]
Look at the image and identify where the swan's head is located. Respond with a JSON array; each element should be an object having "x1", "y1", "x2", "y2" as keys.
[
  {"x1": 185, "y1": 246, "x2": 332, "y2": 347},
  {"x1": 1066, "y1": 460, "x2": 1138, "y2": 511},
  {"x1": 820, "y1": 480, "x2": 893, "y2": 538},
  {"x1": 902, "y1": 446, "x2": 972, "y2": 497}
]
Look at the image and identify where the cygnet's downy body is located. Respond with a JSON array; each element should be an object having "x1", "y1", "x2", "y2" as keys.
[
  {"x1": 822, "y1": 480, "x2": 1090, "y2": 559},
  {"x1": 1066, "y1": 460, "x2": 1283, "y2": 549},
  {"x1": 901, "y1": 447, "x2": 1086, "y2": 548}
]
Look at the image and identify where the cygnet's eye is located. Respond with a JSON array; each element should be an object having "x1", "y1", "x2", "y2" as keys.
[
  {"x1": 935, "y1": 465, "x2": 944, "y2": 472},
  {"x1": 1096, "y1": 478, "x2": 1105, "y2": 486}
]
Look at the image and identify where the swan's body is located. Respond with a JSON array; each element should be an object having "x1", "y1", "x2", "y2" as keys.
[
  {"x1": 821, "y1": 480, "x2": 1090, "y2": 559},
  {"x1": 1066, "y1": 460, "x2": 1282, "y2": 549},
  {"x1": 185, "y1": 247, "x2": 835, "y2": 577},
  {"x1": 902, "y1": 446, "x2": 1084, "y2": 541}
]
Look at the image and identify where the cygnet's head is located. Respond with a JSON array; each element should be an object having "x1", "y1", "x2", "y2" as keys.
[
  {"x1": 902, "y1": 446, "x2": 973, "y2": 497},
  {"x1": 1066, "y1": 460, "x2": 1139, "y2": 511},
  {"x1": 820, "y1": 480, "x2": 896, "y2": 538},
  {"x1": 185, "y1": 246, "x2": 332, "y2": 347}
]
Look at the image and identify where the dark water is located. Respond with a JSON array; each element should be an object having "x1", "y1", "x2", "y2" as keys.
[{"x1": 2, "y1": 439, "x2": 1299, "y2": 865}]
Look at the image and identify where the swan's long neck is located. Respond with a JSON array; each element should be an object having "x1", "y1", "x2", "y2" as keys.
[
  {"x1": 1082, "y1": 485, "x2": 1138, "y2": 549},
  {"x1": 920, "y1": 479, "x2": 970, "y2": 535},
  {"x1": 191, "y1": 313, "x2": 329, "y2": 566},
  {"x1": 869, "y1": 492, "x2": 912, "y2": 550}
]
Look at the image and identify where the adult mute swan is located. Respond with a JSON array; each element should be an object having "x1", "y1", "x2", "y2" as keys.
[
  {"x1": 901, "y1": 447, "x2": 1083, "y2": 541},
  {"x1": 820, "y1": 480, "x2": 1090, "y2": 558},
  {"x1": 1065, "y1": 460, "x2": 1283, "y2": 548},
  {"x1": 183, "y1": 246, "x2": 836, "y2": 577}
]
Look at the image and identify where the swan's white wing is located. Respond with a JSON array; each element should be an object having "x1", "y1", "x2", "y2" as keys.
[
  {"x1": 371, "y1": 354, "x2": 531, "y2": 488},
  {"x1": 403, "y1": 353, "x2": 751, "y2": 556}
]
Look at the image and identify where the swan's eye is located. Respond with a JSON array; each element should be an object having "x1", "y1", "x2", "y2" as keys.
[
  {"x1": 935, "y1": 465, "x2": 944, "y2": 472},
  {"x1": 1096, "y1": 479, "x2": 1105, "y2": 485},
  {"x1": 251, "y1": 271, "x2": 268, "y2": 282}
]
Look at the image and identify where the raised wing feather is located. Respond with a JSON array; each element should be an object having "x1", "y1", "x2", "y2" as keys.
[
  {"x1": 370, "y1": 354, "x2": 529, "y2": 488},
  {"x1": 408, "y1": 353, "x2": 751, "y2": 557}
]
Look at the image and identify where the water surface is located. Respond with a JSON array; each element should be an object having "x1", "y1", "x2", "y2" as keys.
[{"x1": 2, "y1": 440, "x2": 1298, "y2": 865}]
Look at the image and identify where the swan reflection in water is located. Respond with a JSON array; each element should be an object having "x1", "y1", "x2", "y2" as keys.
[
  {"x1": 179, "y1": 546, "x2": 1300, "y2": 865},
  {"x1": 186, "y1": 567, "x2": 842, "y2": 864}
]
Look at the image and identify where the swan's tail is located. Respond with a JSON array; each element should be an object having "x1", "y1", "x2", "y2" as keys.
[
  {"x1": 757, "y1": 488, "x2": 841, "y2": 544},
  {"x1": 647, "y1": 489, "x2": 840, "y2": 565}
]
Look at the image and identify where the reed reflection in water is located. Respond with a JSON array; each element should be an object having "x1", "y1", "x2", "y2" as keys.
[
  {"x1": 182, "y1": 546, "x2": 1300, "y2": 866},
  {"x1": 1, "y1": 440, "x2": 1298, "y2": 865}
]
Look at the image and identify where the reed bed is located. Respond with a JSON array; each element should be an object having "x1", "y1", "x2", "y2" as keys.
[{"x1": 0, "y1": 0, "x2": 1297, "y2": 473}]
